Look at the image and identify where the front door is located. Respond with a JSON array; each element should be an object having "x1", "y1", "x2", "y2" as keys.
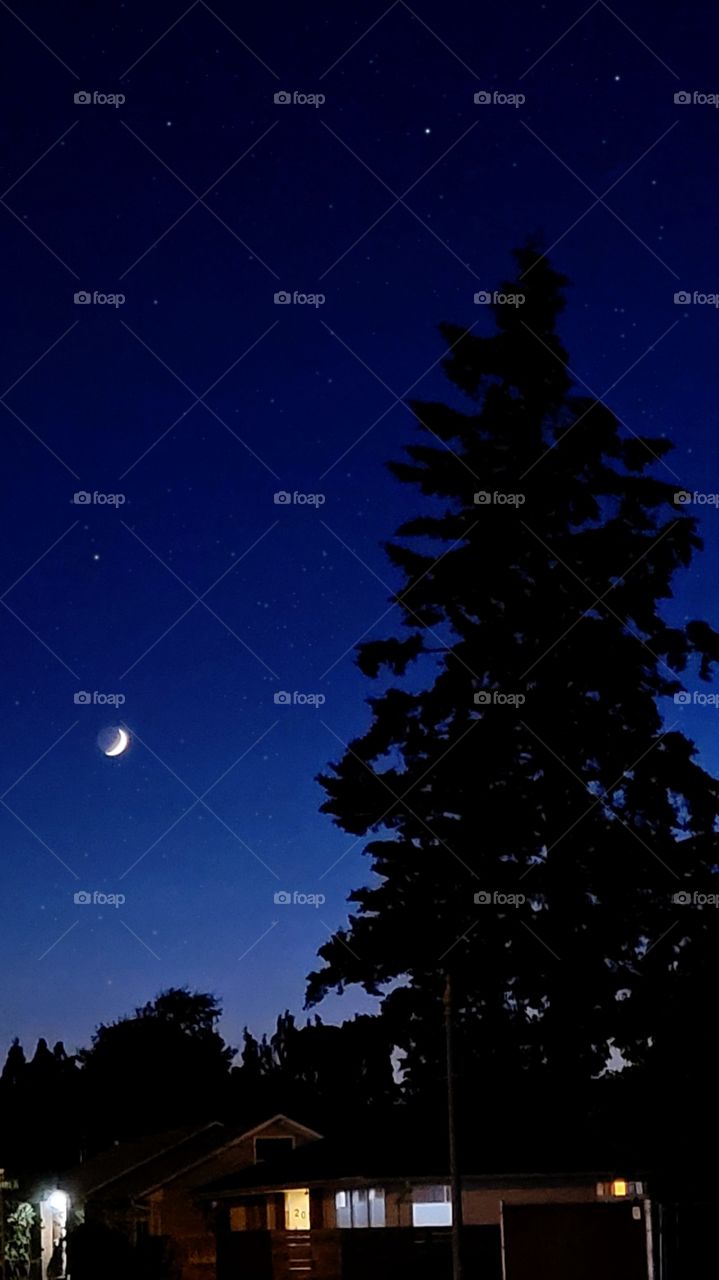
[{"x1": 284, "y1": 1188, "x2": 310, "y2": 1231}]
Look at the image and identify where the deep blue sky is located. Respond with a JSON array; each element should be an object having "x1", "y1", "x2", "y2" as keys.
[{"x1": 1, "y1": 0, "x2": 718, "y2": 1056}]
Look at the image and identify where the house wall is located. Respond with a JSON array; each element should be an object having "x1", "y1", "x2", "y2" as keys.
[
  {"x1": 463, "y1": 1182, "x2": 599, "y2": 1225},
  {"x1": 145, "y1": 1119, "x2": 318, "y2": 1280},
  {"x1": 314, "y1": 1181, "x2": 599, "y2": 1230},
  {"x1": 217, "y1": 1181, "x2": 604, "y2": 1280},
  {"x1": 147, "y1": 1187, "x2": 216, "y2": 1280}
]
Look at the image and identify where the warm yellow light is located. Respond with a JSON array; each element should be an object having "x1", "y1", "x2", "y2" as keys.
[{"x1": 611, "y1": 1180, "x2": 627, "y2": 1197}]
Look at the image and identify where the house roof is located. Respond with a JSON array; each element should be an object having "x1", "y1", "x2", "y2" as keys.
[
  {"x1": 165, "y1": 1116, "x2": 323, "y2": 1195},
  {"x1": 198, "y1": 1119, "x2": 649, "y2": 1200},
  {"x1": 62, "y1": 1124, "x2": 221, "y2": 1200},
  {"x1": 62, "y1": 1114, "x2": 321, "y2": 1202}
]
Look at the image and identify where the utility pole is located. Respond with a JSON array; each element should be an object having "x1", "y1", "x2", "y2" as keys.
[{"x1": 444, "y1": 972, "x2": 463, "y2": 1280}]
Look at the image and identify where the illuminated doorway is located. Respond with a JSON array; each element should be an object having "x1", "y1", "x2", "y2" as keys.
[
  {"x1": 283, "y1": 1187, "x2": 310, "y2": 1230},
  {"x1": 39, "y1": 1189, "x2": 68, "y2": 1278}
]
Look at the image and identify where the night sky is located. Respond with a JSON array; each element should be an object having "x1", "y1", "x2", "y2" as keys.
[{"x1": 2, "y1": 0, "x2": 719, "y2": 1055}]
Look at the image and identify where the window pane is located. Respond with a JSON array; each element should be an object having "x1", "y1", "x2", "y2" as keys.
[
  {"x1": 337, "y1": 1187, "x2": 386, "y2": 1228},
  {"x1": 369, "y1": 1188, "x2": 385, "y2": 1228},
  {"x1": 351, "y1": 1189, "x2": 369, "y2": 1228},
  {"x1": 412, "y1": 1201, "x2": 452, "y2": 1227},
  {"x1": 412, "y1": 1186, "x2": 452, "y2": 1226},
  {"x1": 335, "y1": 1192, "x2": 351, "y2": 1229}
]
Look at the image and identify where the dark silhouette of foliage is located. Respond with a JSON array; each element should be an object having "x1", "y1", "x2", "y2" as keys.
[
  {"x1": 0, "y1": 1038, "x2": 80, "y2": 1177},
  {"x1": 235, "y1": 1010, "x2": 397, "y2": 1125},
  {"x1": 77, "y1": 987, "x2": 235, "y2": 1145},
  {"x1": 306, "y1": 246, "x2": 719, "y2": 1108}
]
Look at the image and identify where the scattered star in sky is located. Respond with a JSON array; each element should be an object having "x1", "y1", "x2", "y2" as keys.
[{"x1": 0, "y1": 0, "x2": 715, "y2": 1057}]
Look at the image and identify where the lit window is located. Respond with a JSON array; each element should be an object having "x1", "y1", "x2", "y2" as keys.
[
  {"x1": 352, "y1": 1189, "x2": 369, "y2": 1228},
  {"x1": 369, "y1": 1187, "x2": 386, "y2": 1228},
  {"x1": 597, "y1": 1179, "x2": 644, "y2": 1199},
  {"x1": 412, "y1": 1185, "x2": 452, "y2": 1227},
  {"x1": 335, "y1": 1190, "x2": 351, "y2": 1229},
  {"x1": 335, "y1": 1188, "x2": 386, "y2": 1228}
]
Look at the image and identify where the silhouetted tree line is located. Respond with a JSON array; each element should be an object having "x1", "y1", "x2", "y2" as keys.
[{"x1": 0, "y1": 988, "x2": 397, "y2": 1183}]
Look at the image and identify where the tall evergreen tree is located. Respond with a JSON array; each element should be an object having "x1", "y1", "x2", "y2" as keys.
[{"x1": 307, "y1": 246, "x2": 719, "y2": 1102}]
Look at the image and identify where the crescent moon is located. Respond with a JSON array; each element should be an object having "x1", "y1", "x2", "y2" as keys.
[{"x1": 105, "y1": 727, "x2": 130, "y2": 757}]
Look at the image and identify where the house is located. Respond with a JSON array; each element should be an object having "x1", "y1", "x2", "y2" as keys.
[
  {"x1": 199, "y1": 1126, "x2": 656, "y2": 1280},
  {"x1": 60, "y1": 1114, "x2": 321, "y2": 1280}
]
